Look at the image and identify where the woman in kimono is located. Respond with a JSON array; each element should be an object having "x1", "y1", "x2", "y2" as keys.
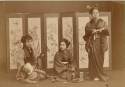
[
  {"x1": 83, "y1": 7, "x2": 109, "y2": 81},
  {"x1": 53, "y1": 39, "x2": 75, "y2": 82},
  {"x1": 21, "y1": 34, "x2": 36, "y2": 65},
  {"x1": 16, "y1": 63, "x2": 47, "y2": 83}
]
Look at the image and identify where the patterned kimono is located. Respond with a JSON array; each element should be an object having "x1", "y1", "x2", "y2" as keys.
[
  {"x1": 54, "y1": 49, "x2": 73, "y2": 80},
  {"x1": 23, "y1": 46, "x2": 36, "y2": 65},
  {"x1": 16, "y1": 65, "x2": 46, "y2": 82},
  {"x1": 83, "y1": 18, "x2": 109, "y2": 81}
]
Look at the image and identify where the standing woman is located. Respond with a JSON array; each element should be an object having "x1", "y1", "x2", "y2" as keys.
[{"x1": 83, "y1": 6, "x2": 109, "y2": 81}]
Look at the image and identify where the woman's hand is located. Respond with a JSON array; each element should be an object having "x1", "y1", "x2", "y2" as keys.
[
  {"x1": 62, "y1": 62, "x2": 68, "y2": 64},
  {"x1": 92, "y1": 29, "x2": 97, "y2": 33},
  {"x1": 92, "y1": 28, "x2": 105, "y2": 33}
]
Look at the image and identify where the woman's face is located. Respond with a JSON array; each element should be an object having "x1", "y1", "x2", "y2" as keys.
[
  {"x1": 60, "y1": 41, "x2": 67, "y2": 51},
  {"x1": 91, "y1": 9, "x2": 99, "y2": 19},
  {"x1": 26, "y1": 40, "x2": 32, "y2": 48}
]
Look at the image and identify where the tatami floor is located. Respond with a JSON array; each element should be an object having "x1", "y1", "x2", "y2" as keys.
[{"x1": 0, "y1": 69, "x2": 125, "y2": 87}]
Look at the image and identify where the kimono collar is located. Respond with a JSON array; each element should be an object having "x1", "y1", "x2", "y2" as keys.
[
  {"x1": 60, "y1": 49, "x2": 68, "y2": 53},
  {"x1": 90, "y1": 18, "x2": 99, "y2": 24}
]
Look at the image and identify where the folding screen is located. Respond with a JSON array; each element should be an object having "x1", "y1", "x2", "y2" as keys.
[
  {"x1": 45, "y1": 14, "x2": 59, "y2": 68},
  {"x1": 9, "y1": 18, "x2": 24, "y2": 69},
  {"x1": 28, "y1": 18, "x2": 41, "y2": 58},
  {"x1": 62, "y1": 17, "x2": 73, "y2": 53}
]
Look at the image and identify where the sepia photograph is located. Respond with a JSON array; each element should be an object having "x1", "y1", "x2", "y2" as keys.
[{"x1": 0, "y1": 0, "x2": 125, "y2": 87}]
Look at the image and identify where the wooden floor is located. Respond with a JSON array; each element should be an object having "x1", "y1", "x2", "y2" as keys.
[{"x1": 0, "y1": 69, "x2": 125, "y2": 87}]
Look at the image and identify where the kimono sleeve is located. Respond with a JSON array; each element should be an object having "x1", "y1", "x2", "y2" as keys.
[
  {"x1": 23, "y1": 48, "x2": 30, "y2": 58},
  {"x1": 101, "y1": 21, "x2": 110, "y2": 36},
  {"x1": 101, "y1": 21, "x2": 109, "y2": 52},
  {"x1": 83, "y1": 23, "x2": 93, "y2": 41}
]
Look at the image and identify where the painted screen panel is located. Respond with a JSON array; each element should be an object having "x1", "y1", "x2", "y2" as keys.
[
  {"x1": 78, "y1": 17, "x2": 89, "y2": 68},
  {"x1": 9, "y1": 18, "x2": 24, "y2": 69},
  {"x1": 28, "y1": 18, "x2": 41, "y2": 58},
  {"x1": 46, "y1": 17, "x2": 59, "y2": 68},
  {"x1": 62, "y1": 17, "x2": 73, "y2": 53}
]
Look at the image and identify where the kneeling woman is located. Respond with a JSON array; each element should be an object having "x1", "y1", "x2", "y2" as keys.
[
  {"x1": 16, "y1": 63, "x2": 47, "y2": 83},
  {"x1": 53, "y1": 39, "x2": 74, "y2": 82}
]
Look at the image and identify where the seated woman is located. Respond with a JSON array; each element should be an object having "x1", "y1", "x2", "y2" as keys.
[
  {"x1": 21, "y1": 34, "x2": 36, "y2": 65},
  {"x1": 53, "y1": 39, "x2": 75, "y2": 82},
  {"x1": 16, "y1": 63, "x2": 47, "y2": 83}
]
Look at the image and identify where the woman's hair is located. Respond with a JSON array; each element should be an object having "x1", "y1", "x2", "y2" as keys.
[
  {"x1": 60, "y1": 38, "x2": 70, "y2": 48},
  {"x1": 21, "y1": 34, "x2": 32, "y2": 44},
  {"x1": 21, "y1": 34, "x2": 32, "y2": 48},
  {"x1": 89, "y1": 6, "x2": 99, "y2": 15}
]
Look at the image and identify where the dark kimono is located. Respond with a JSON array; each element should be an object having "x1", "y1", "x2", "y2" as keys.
[
  {"x1": 83, "y1": 18, "x2": 109, "y2": 81},
  {"x1": 23, "y1": 46, "x2": 36, "y2": 65},
  {"x1": 53, "y1": 49, "x2": 73, "y2": 80}
]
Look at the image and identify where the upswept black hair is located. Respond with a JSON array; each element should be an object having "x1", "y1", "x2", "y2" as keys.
[
  {"x1": 89, "y1": 6, "x2": 99, "y2": 15},
  {"x1": 60, "y1": 38, "x2": 70, "y2": 48},
  {"x1": 21, "y1": 34, "x2": 33, "y2": 44}
]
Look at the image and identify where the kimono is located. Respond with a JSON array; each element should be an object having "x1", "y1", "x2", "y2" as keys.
[
  {"x1": 23, "y1": 46, "x2": 36, "y2": 65},
  {"x1": 53, "y1": 49, "x2": 73, "y2": 81},
  {"x1": 83, "y1": 18, "x2": 109, "y2": 81},
  {"x1": 16, "y1": 64, "x2": 46, "y2": 83}
]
